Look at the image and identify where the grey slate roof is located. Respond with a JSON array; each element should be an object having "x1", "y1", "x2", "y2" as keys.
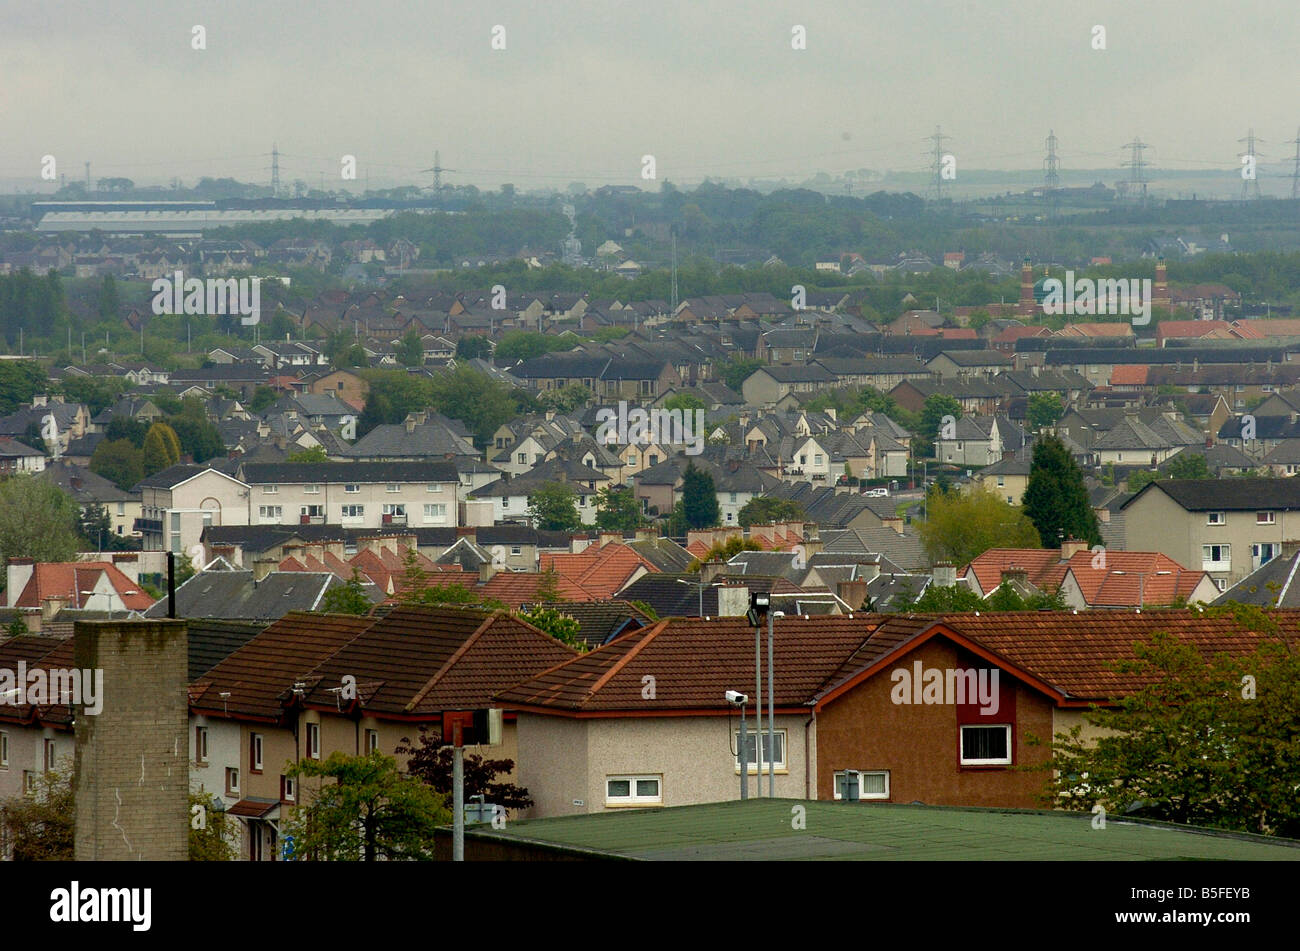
[{"x1": 145, "y1": 570, "x2": 343, "y2": 621}]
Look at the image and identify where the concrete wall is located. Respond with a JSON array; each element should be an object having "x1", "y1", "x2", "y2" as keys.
[{"x1": 73, "y1": 619, "x2": 189, "y2": 860}]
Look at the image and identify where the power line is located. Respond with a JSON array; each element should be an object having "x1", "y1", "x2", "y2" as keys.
[
  {"x1": 1238, "y1": 129, "x2": 1263, "y2": 200},
  {"x1": 925, "y1": 126, "x2": 952, "y2": 201},
  {"x1": 1120, "y1": 137, "x2": 1149, "y2": 204}
]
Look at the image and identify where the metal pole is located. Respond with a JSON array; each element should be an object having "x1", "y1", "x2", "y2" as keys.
[
  {"x1": 452, "y1": 726, "x2": 464, "y2": 861},
  {"x1": 755, "y1": 619, "x2": 762, "y2": 796},
  {"x1": 699, "y1": 579, "x2": 703, "y2": 617},
  {"x1": 767, "y1": 610, "x2": 775, "y2": 798},
  {"x1": 739, "y1": 702, "x2": 748, "y2": 800}
]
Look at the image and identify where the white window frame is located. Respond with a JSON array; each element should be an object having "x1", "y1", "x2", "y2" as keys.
[
  {"x1": 1257, "y1": 511, "x2": 1276, "y2": 525},
  {"x1": 304, "y1": 484, "x2": 320, "y2": 495},
  {"x1": 1206, "y1": 511, "x2": 1226, "y2": 525},
  {"x1": 251, "y1": 733, "x2": 264, "y2": 772},
  {"x1": 195, "y1": 726, "x2": 208, "y2": 764},
  {"x1": 258, "y1": 505, "x2": 282, "y2": 523},
  {"x1": 366, "y1": 729, "x2": 379, "y2": 754},
  {"x1": 605, "y1": 774, "x2": 662, "y2": 806},
  {"x1": 282, "y1": 775, "x2": 296, "y2": 803},
  {"x1": 1202, "y1": 543, "x2": 1231, "y2": 571},
  {"x1": 423, "y1": 503, "x2": 447, "y2": 522},
  {"x1": 263, "y1": 485, "x2": 278, "y2": 495},
  {"x1": 382, "y1": 503, "x2": 406, "y2": 517},
  {"x1": 226, "y1": 767, "x2": 239, "y2": 794},
  {"x1": 386, "y1": 484, "x2": 401, "y2": 493},
  {"x1": 0, "y1": 730, "x2": 7, "y2": 767},
  {"x1": 307, "y1": 722, "x2": 321, "y2": 760},
  {"x1": 960, "y1": 724, "x2": 1012, "y2": 766},
  {"x1": 344, "y1": 483, "x2": 360, "y2": 494},
  {"x1": 833, "y1": 769, "x2": 890, "y2": 801},
  {"x1": 733, "y1": 729, "x2": 787, "y2": 773}
]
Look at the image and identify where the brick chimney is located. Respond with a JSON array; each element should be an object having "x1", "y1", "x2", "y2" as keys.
[
  {"x1": 1060, "y1": 538, "x2": 1089, "y2": 561},
  {"x1": 699, "y1": 560, "x2": 727, "y2": 585},
  {"x1": 837, "y1": 578, "x2": 869, "y2": 611},
  {"x1": 599, "y1": 531, "x2": 622, "y2": 547},
  {"x1": 932, "y1": 562, "x2": 957, "y2": 588},
  {"x1": 479, "y1": 561, "x2": 498, "y2": 583},
  {"x1": 802, "y1": 523, "x2": 824, "y2": 558},
  {"x1": 1001, "y1": 567, "x2": 1029, "y2": 587}
]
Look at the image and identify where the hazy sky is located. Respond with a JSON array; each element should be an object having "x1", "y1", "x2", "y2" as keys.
[{"x1": 2, "y1": 1, "x2": 1297, "y2": 191}]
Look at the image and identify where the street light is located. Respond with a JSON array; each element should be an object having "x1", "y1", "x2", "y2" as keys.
[
  {"x1": 747, "y1": 591, "x2": 771, "y2": 797},
  {"x1": 726, "y1": 690, "x2": 749, "y2": 800},
  {"x1": 676, "y1": 576, "x2": 715, "y2": 616}
]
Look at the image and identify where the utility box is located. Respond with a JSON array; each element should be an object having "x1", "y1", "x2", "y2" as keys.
[{"x1": 441, "y1": 708, "x2": 503, "y2": 747}]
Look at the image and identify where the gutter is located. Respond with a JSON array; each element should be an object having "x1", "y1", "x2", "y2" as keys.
[{"x1": 804, "y1": 709, "x2": 816, "y2": 799}]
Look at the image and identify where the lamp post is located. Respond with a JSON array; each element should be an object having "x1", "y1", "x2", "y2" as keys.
[
  {"x1": 747, "y1": 591, "x2": 771, "y2": 796},
  {"x1": 726, "y1": 691, "x2": 749, "y2": 800}
]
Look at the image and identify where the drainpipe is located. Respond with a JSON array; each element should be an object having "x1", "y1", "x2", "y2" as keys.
[{"x1": 804, "y1": 711, "x2": 816, "y2": 799}]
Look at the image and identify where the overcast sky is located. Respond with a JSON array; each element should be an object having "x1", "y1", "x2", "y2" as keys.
[{"x1": 2, "y1": 1, "x2": 1297, "y2": 191}]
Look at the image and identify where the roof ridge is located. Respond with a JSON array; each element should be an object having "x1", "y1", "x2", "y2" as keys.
[
  {"x1": 584, "y1": 617, "x2": 668, "y2": 699},
  {"x1": 404, "y1": 609, "x2": 496, "y2": 711}
]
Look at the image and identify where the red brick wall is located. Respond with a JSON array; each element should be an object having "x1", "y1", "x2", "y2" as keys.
[{"x1": 816, "y1": 638, "x2": 1055, "y2": 808}]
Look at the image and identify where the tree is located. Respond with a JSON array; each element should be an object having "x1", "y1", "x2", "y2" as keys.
[
  {"x1": 495, "y1": 331, "x2": 571, "y2": 362},
  {"x1": 528, "y1": 482, "x2": 582, "y2": 532},
  {"x1": 0, "y1": 476, "x2": 81, "y2": 566},
  {"x1": 918, "y1": 484, "x2": 1042, "y2": 566},
  {"x1": 1166, "y1": 451, "x2": 1211, "y2": 480},
  {"x1": 97, "y1": 274, "x2": 121, "y2": 321},
  {"x1": 1022, "y1": 434, "x2": 1102, "y2": 547},
  {"x1": 738, "y1": 496, "x2": 805, "y2": 529},
  {"x1": 0, "y1": 361, "x2": 46, "y2": 415},
  {"x1": 105, "y1": 416, "x2": 149, "y2": 447},
  {"x1": 687, "y1": 535, "x2": 760, "y2": 570},
  {"x1": 89, "y1": 438, "x2": 145, "y2": 490},
  {"x1": 398, "y1": 727, "x2": 534, "y2": 813},
  {"x1": 395, "y1": 328, "x2": 425, "y2": 367},
  {"x1": 718, "y1": 358, "x2": 765, "y2": 393},
  {"x1": 897, "y1": 582, "x2": 984, "y2": 612},
  {"x1": 426, "y1": 365, "x2": 516, "y2": 448},
  {"x1": 166, "y1": 414, "x2": 224, "y2": 463},
  {"x1": 455, "y1": 335, "x2": 492, "y2": 359},
  {"x1": 663, "y1": 392, "x2": 705, "y2": 412},
  {"x1": 141, "y1": 422, "x2": 181, "y2": 476},
  {"x1": 0, "y1": 767, "x2": 74, "y2": 860},
  {"x1": 595, "y1": 485, "x2": 644, "y2": 532},
  {"x1": 537, "y1": 383, "x2": 592, "y2": 413},
  {"x1": 284, "y1": 752, "x2": 450, "y2": 861},
  {"x1": 319, "y1": 571, "x2": 372, "y2": 615},
  {"x1": 287, "y1": 445, "x2": 329, "y2": 463},
  {"x1": 247, "y1": 385, "x2": 279, "y2": 414},
  {"x1": 1030, "y1": 615, "x2": 1300, "y2": 837},
  {"x1": 681, "y1": 463, "x2": 720, "y2": 529},
  {"x1": 190, "y1": 790, "x2": 238, "y2": 861},
  {"x1": 517, "y1": 605, "x2": 586, "y2": 651},
  {"x1": 917, "y1": 393, "x2": 962, "y2": 458},
  {"x1": 1027, "y1": 391, "x2": 1065, "y2": 431}
]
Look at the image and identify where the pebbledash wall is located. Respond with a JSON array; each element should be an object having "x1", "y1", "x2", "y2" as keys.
[{"x1": 73, "y1": 620, "x2": 189, "y2": 861}]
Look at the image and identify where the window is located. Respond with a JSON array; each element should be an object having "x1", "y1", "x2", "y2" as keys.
[
  {"x1": 834, "y1": 769, "x2": 890, "y2": 801},
  {"x1": 304, "y1": 484, "x2": 320, "y2": 494},
  {"x1": 1252, "y1": 543, "x2": 1278, "y2": 566},
  {"x1": 1214, "y1": 577, "x2": 1228, "y2": 592},
  {"x1": 0, "y1": 731, "x2": 7, "y2": 767},
  {"x1": 226, "y1": 767, "x2": 240, "y2": 795},
  {"x1": 605, "y1": 774, "x2": 662, "y2": 806},
  {"x1": 1202, "y1": 544, "x2": 1231, "y2": 570},
  {"x1": 1257, "y1": 511, "x2": 1276, "y2": 525},
  {"x1": 341, "y1": 504, "x2": 365, "y2": 520},
  {"x1": 996, "y1": 475, "x2": 1005, "y2": 487},
  {"x1": 729, "y1": 492, "x2": 738, "y2": 503},
  {"x1": 23, "y1": 771, "x2": 35, "y2": 793},
  {"x1": 386, "y1": 484, "x2": 401, "y2": 493},
  {"x1": 510, "y1": 545, "x2": 521, "y2": 556},
  {"x1": 814, "y1": 454, "x2": 823, "y2": 466},
  {"x1": 307, "y1": 722, "x2": 321, "y2": 760},
  {"x1": 423, "y1": 503, "x2": 447, "y2": 521},
  {"x1": 250, "y1": 733, "x2": 264, "y2": 772},
  {"x1": 258, "y1": 505, "x2": 282, "y2": 523},
  {"x1": 960, "y1": 725, "x2": 1012, "y2": 766},
  {"x1": 1207, "y1": 511, "x2": 1226, "y2": 525},
  {"x1": 366, "y1": 729, "x2": 379, "y2": 754},
  {"x1": 280, "y1": 775, "x2": 296, "y2": 803},
  {"x1": 263, "y1": 485, "x2": 278, "y2": 494},
  {"x1": 382, "y1": 503, "x2": 406, "y2": 518},
  {"x1": 517, "y1": 452, "x2": 527, "y2": 464},
  {"x1": 300, "y1": 504, "x2": 324, "y2": 519},
  {"x1": 44, "y1": 738, "x2": 56, "y2": 771},
  {"x1": 344, "y1": 484, "x2": 360, "y2": 494},
  {"x1": 116, "y1": 502, "x2": 125, "y2": 515},
  {"x1": 733, "y1": 729, "x2": 786, "y2": 772},
  {"x1": 426, "y1": 483, "x2": 442, "y2": 493},
  {"x1": 195, "y1": 726, "x2": 208, "y2": 764}
]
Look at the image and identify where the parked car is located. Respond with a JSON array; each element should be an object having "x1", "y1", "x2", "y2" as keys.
[{"x1": 866, "y1": 487, "x2": 890, "y2": 498}]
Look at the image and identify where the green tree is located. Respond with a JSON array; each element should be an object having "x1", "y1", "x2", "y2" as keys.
[
  {"x1": 106, "y1": 416, "x2": 149, "y2": 447},
  {"x1": 0, "y1": 361, "x2": 46, "y2": 415},
  {"x1": 917, "y1": 393, "x2": 962, "y2": 458},
  {"x1": 517, "y1": 605, "x2": 586, "y2": 652},
  {"x1": 319, "y1": 570, "x2": 372, "y2": 615},
  {"x1": 495, "y1": 331, "x2": 572, "y2": 362},
  {"x1": 1022, "y1": 434, "x2": 1102, "y2": 547},
  {"x1": 595, "y1": 486, "x2": 644, "y2": 532},
  {"x1": 687, "y1": 535, "x2": 760, "y2": 570},
  {"x1": 737, "y1": 496, "x2": 805, "y2": 528},
  {"x1": 537, "y1": 382, "x2": 592, "y2": 413},
  {"x1": 89, "y1": 438, "x2": 145, "y2": 490},
  {"x1": 398, "y1": 726, "x2": 534, "y2": 813},
  {"x1": 189, "y1": 790, "x2": 238, "y2": 861},
  {"x1": 455, "y1": 335, "x2": 492, "y2": 359},
  {"x1": 426, "y1": 365, "x2": 516, "y2": 448},
  {"x1": 897, "y1": 582, "x2": 984, "y2": 611},
  {"x1": 284, "y1": 752, "x2": 450, "y2": 861},
  {"x1": 718, "y1": 358, "x2": 765, "y2": 393},
  {"x1": 1166, "y1": 452, "x2": 1211, "y2": 480},
  {"x1": 0, "y1": 767, "x2": 74, "y2": 861},
  {"x1": 1031, "y1": 618, "x2": 1300, "y2": 837},
  {"x1": 918, "y1": 484, "x2": 1041, "y2": 566},
  {"x1": 1027, "y1": 391, "x2": 1065, "y2": 431},
  {"x1": 395, "y1": 328, "x2": 425, "y2": 367},
  {"x1": 287, "y1": 445, "x2": 329, "y2": 463},
  {"x1": 247, "y1": 385, "x2": 279, "y2": 414},
  {"x1": 663, "y1": 392, "x2": 705, "y2": 412},
  {"x1": 142, "y1": 422, "x2": 181, "y2": 476},
  {"x1": 528, "y1": 482, "x2": 582, "y2": 532},
  {"x1": 681, "y1": 462, "x2": 720, "y2": 529},
  {"x1": 0, "y1": 476, "x2": 81, "y2": 566},
  {"x1": 166, "y1": 414, "x2": 225, "y2": 463},
  {"x1": 97, "y1": 274, "x2": 121, "y2": 321}
]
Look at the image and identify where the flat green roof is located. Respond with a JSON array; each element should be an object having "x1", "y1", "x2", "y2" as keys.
[{"x1": 469, "y1": 800, "x2": 1300, "y2": 861}]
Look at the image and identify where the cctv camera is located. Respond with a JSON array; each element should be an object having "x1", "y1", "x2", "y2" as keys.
[{"x1": 725, "y1": 690, "x2": 748, "y2": 705}]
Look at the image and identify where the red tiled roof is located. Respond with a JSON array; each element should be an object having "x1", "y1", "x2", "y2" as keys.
[
  {"x1": 1109, "y1": 365, "x2": 1149, "y2": 386},
  {"x1": 479, "y1": 571, "x2": 592, "y2": 607},
  {"x1": 189, "y1": 612, "x2": 374, "y2": 721},
  {"x1": 540, "y1": 544, "x2": 657, "y2": 599},
  {"x1": 961, "y1": 549, "x2": 1067, "y2": 597},
  {"x1": 14, "y1": 562, "x2": 155, "y2": 611},
  {"x1": 1062, "y1": 549, "x2": 1208, "y2": 607}
]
